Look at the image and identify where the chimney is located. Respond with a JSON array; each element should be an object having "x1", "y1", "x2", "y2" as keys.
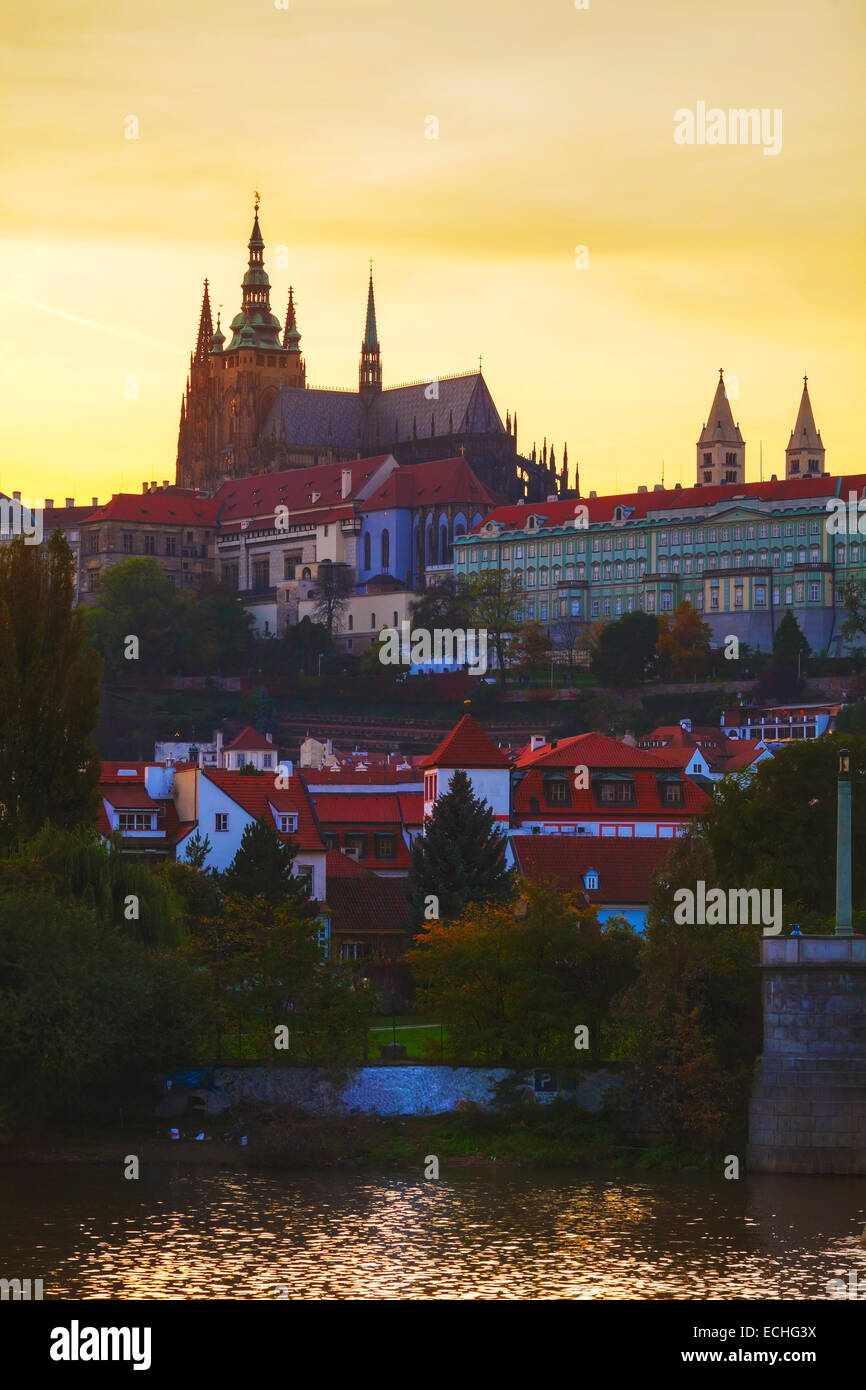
[
  {"x1": 341, "y1": 467, "x2": 352, "y2": 499},
  {"x1": 162, "y1": 480, "x2": 169, "y2": 489},
  {"x1": 680, "y1": 718, "x2": 692, "y2": 733},
  {"x1": 92, "y1": 497, "x2": 98, "y2": 507},
  {"x1": 653, "y1": 483, "x2": 664, "y2": 491},
  {"x1": 65, "y1": 498, "x2": 74, "y2": 508},
  {"x1": 266, "y1": 732, "x2": 273, "y2": 743},
  {"x1": 770, "y1": 473, "x2": 777, "y2": 482},
  {"x1": 637, "y1": 485, "x2": 648, "y2": 493},
  {"x1": 589, "y1": 490, "x2": 597, "y2": 498},
  {"x1": 674, "y1": 482, "x2": 682, "y2": 490},
  {"x1": 45, "y1": 499, "x2": 54, "y2": 509},
  {"x1": 12, "y1": 491, "x2": 20, "y2": 502},
  {"x1": 142, "y1": 482, "x2": 148, "y2": 493},
  {"x1": 530, "y1": 734, "x2": 546, "y2": 751}
]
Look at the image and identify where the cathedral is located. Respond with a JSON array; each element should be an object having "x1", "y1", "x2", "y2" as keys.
[{"x1": 176, "y1": 202, "x2": 569, "y2": 504}]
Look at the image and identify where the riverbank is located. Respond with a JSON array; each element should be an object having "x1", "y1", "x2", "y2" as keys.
[{"x1": 0, "y1": 1103, "x2": 709, "y2": 1174}]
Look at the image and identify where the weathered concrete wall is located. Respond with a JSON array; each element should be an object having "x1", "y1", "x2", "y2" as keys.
[{"x1": 748, "y1": 937, "x2": 866, "y2": 1175}]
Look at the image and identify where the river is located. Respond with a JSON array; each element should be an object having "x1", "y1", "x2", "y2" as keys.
[{"x1": 2, "y1": 1165, "x2": 865, "y2": 1299}]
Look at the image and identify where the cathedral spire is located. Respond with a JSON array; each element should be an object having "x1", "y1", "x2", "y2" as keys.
[
  {"x1": 225, "y1": 195, "x2": 283, "y2": 352},
  {"x1": 282, "y1": 286, "x2": 301, "y2": 351},
  {"x1": 194, "y1": 280, "x2": 213, "y2": 364},
  {"x1": 786, "y1": 374, "x2": 825, "y2": 477},
  {"x1": 360, "y1": 262, "x2": 382, "y2": 397},
  {"x1": 696, "y1": 368, "x2": 745, "y2": 486}
]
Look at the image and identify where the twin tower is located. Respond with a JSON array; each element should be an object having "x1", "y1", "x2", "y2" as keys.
[{"x1": 696, "y1": 369, "x2": 825, "y2": 487}]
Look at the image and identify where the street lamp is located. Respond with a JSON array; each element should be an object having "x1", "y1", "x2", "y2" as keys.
[{"x1": 835, "y1": 748, "x2": 853, "y2": 937}]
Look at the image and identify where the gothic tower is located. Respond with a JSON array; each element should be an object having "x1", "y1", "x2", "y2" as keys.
[
  {"x1": 359, "y1": 267, "x2": 382, "y2": 400},
  {"x1": 785, "y1": 376, "x2": 825, "y2": 478},
  {"x1": 696, "y1": 369, "x2": 745, "y2": 486},
  {"x1": 176, "y1": 200, "x2": 304, "y2": 490}
]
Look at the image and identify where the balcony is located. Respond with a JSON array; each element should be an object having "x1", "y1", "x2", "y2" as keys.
[{"x1": 340, "y1": 518, "x2": 362, "y2": 534}]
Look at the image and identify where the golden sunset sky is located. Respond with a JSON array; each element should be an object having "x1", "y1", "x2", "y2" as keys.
[{"x1": 2, "y1": 0, "x2": 864, "y2": 503}]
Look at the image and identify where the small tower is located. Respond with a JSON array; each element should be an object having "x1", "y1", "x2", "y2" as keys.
[
  {"x1": 281, "y1": 286, "x2": 305, "y2": 387},
  {"x1": 696, "y1": 369, "x2": 745, "y2": 486},
  {"x1": 785, "y1": 376, "x2": 825, "y2": 478},
  {"x1": 359, "y1": 265, "x2": 382, "y2": 399}
]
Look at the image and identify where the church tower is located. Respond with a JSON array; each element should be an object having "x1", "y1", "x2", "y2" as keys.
[
  {"x1": 359, "y1": 267, "x2": 382, "y2": 400},
  {"x1": 176, "y1": 199, "x2": 304, "y2": 490},
  {"x1": 696, "y1": 370, "x2": 745, "y2": 486},
  {"x1": 785, "y1": 376, "x2": 825, "y2": 478}
]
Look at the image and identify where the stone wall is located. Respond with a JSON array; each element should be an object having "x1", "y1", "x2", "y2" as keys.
[{"x1": 748, "y1": 937, "x2": 866, "y2": 1174}]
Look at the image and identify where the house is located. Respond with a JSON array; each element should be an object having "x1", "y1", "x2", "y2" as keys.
[
  {"x1": 323, "y1": 851, "x2": 412, "y2": 961},
  {"x1": 305, "y1": 791, "x2": 422, "y2": 876},
  {"x1": 512, "y1": 732, "x2": 710, "y2": 838},
  {"x1": 419, "y1": 715, "x2": 512, "y2": 823},
  {"x1": 511, "y1": 834, "x2": 675, "y2": 932},
  {"x1": 97, "y1": 763, "x2": 194, "y2": 862}
]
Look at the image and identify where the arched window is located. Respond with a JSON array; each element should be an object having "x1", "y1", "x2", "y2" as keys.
[
  {"x1": 439, "y1": 519, "x2": 449, "y2": 565},
  {"x1": 302, "y1": 567, "x2": 312, "y2": 580},
  {"x1": 527, "y1": 568, "x2": 536, "y2": 588},
  {"x1": 348, "y1": 614, "x2": 353, "y2": 631},
  {"x1": 381, "y1": 528, "x2": 390, "y2": 571},
  {"x1": 514, "y1": 569, "x2": 523, "y2": 587},
  {"x1": 363, "y1": 533, "x2": 371, "y2": 570}
]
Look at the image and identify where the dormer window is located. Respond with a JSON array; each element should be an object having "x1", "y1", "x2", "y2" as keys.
[
  {"x1": 584, "y1": 870, "x2": 599, "y2": 891},
  {"x1": 277, "y1": 812, "x2": 298, "y2": 834}
]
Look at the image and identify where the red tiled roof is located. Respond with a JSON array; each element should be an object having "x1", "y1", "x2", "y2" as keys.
[
  {"x1": 516, "y1": 733, "x2": 667, "y2": 770},
  {"x1": 324, "y1": 863, "x2": 412, "y2": 937},
  {"x1": 361, "y1": 457, "x2": 497, "y2": 513},
  {"x1": 420, "y1": 715, "x2": 511, "y2": 770},
  {"x1": 472, "y1": 472, "x2": 866, "y2": 534},
  {"x1": 397, "y1": 793, "x2": 424, "y2": 825},
  {"x1": 514, "y1": 766, "x2": 710, "y2": 820},
  {"x1": 303, "y1": 767, "x2": 420, "y2": 787},
  {"x1": 512, "y1": 835, "x2": 675, "y2": 905},
  {"x1": 202, "y1": 768, "x2": 324, "y2": 851},
  {"x1": 82, "y1": 493, "x2": 218, "y2": 526},
  {"x1": 720, "y1": 740, "x2": 769, "y2": 770},
  {"x1": 213, "y1": 456, "x2": 393, "y2": 529},
  {"x1": 224, "y1": 726, "x2": 274, "y2": 752},
  {"x1": 311, "y1": 793, "x2": 405, "y2": 824}
]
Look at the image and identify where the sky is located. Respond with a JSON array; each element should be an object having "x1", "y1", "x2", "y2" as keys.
[{"x1": 1, "y1": 0, "x2": 864, "y2": 504}]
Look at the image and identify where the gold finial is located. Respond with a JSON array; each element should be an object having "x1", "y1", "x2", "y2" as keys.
[{"x1": 254, "y1": 189, "x2": 260, "y2": 213}]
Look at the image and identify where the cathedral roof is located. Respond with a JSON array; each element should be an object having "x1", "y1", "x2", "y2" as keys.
[
  {"x1": 361, "y1": 455, "x2": 497, "y2": 512},
  {"x1": 697, "y1": 371, "x2": 744, "y2": 446}
]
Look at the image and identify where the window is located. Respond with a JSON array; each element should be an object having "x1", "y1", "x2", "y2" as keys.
[
  {"x1": 344, "y1": 833, "x2": 367, "y2": 860},
  {"x1": 591, "y1": 600, "x2": 599, "y2": 617},
  {"x1": 122, "y1": 533, "x2": 133, "y2": 553},
  {"x1": 837, "y1": 545, "x2": 846, "y2": 565},
  {"x1": 662, "y1": 781, "x2": 684, "y2": 805},
  {"x1": 278, "y1": 813, "x2": 298, "y2": 833},
  {"x1": 540, "y1": 602, "x2": 548, "y2": 620},
  {"x1": 324, "y1": 832, "x2": 339, "y2": 852},
  {"x1": 186, "y1": 532, "x2": 194, "y2": 544},
  {"x1": 603, "y1": 599, "x2": 611, "y2": 616},
  {"x1": 755, "y1": 584, "x2": 766, "y2": 606},
  {"x1": 596, "y1": 780, "x2": 635, "y2": 804},
  {"x1": 710, "y1": 588, "x2": 719, "y2": 610},
  {"x1": 215, "y1": 813, "x2": 228, "y2": 832},
  {"x1": 720, "y1": 527, "x2": 730, "y2": 542},
  {"x1": 784, "y1": 522, "x2": 794, "y2": 537},
  {"x1": 363, "y1": 533, "x2": 371, "y2": 569},
  {"x1": 252, "y1": 559, "x2": 269, "y2": 589},
  {"x1": 646, "y1": 592, "x2": 655, "y2": 612},
  {"x1": 703, "y1": 453, "x2": 711, "y2": 466},
  {"x1": 86, "y1": 532, "x2": 99, "y2": 553},
  {"x1": 165, "y1": 534, "x2": 177, "y2": 556},
  {"x1": 809, "y1": 582, "x2": 820, "y2": 602},
  {"x1": 118, "y1": 811, "x2": 156, "y2": 832},
  {"x1": 370, "y1": 612, "x2": 376, "y2": 629},
  {"x1": 797, "y1": 521, "x2": 807, "y2": 536},
  {"x1": 773, "y1": 586, "x2": 780, "y2": 605},
  {"x1": 381, "y1": 528, "x2": 390, "y2": 570},
  {"x1": 734, "y1": 584, "x2": 743, "y2": 608},
  {"x1": 144, "y1": 534, "x2": 155, "y2": 555},
  {"x1": 795, "y1": 581, "x2": 805, "y2": 603},
  {"x1": 661, "y1": 591, "x2": 672, "y2": 611},
  {"x1": 584, "y1": 871, "x2": 599, "y2": 891}
]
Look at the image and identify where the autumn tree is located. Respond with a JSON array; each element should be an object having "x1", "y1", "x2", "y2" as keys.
[
  {"x1": 463, "y1": 570, "x2": 523, "y2": 687},
  {"x1": 656, "y1": 600, "x2": 712, "y2": 680},
  {"x1": 0, "y1": 532, "x2": 102, "y2": 849},
  {"x1": 510, "y1": 619, "x2": 550, "y2": 676}
]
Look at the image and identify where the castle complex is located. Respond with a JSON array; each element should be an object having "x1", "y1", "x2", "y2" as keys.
[{"x1": 176, "y1": 202, "x2": 567, "y2": 505}]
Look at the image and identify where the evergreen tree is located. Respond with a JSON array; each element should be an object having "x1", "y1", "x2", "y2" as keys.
[
  {"x1": 408, "y1": 769, "x2": 512, "y2": 926},
  {"x1": 183, "y1": 829, "x2": 213, "y2": 869},
  {"x1": 221, "y1": 817, "x2": 310, "y2": 909},
  {"x1": 757, "y1": 608, "x2": 809, "y2": 699},
  {"x1": 0, "y1": 532, "x2": 102, "y2": 849}
]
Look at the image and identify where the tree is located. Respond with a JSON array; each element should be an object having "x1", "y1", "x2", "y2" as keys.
[
  {"x1": 221, "y1": 818, "x2": 311, "y2": 910},
  {"x1": 182, "y1": 830, "x2": 213, "y2": 869},
  {"x1": 838, "y1": 578, "x2": 866, "y2": 647},
  {"x1": 698, "y1": 733, "x2": 866, "y2": 929},
  {"x1": 463, "y1": 570, "x2": 523, "y2": 687},
  {"x1": 618, "y1": 832, "x2": 763, "y2": 1149},
  {"x1": 510, "y1": 620, "x2": 550, "y2": 676},
  {"x1": 656, "y1": 600, "x2": 712, "y2": 680},
  {"x1": 757, "y1": 608, "x2": 809, "y2": 700},
  {"x1": 282, "y1": 617, "x2": 333, "y2": 677},
  {"x1": 408, "y1": 769, "x2": 512, "y2": 926},
  {"x1": 85, "y1": 556, "x2": 187, "y2": 680},
  {"x1": 591, "y1": 610, "x2": 659, "y2": 687},
  {"x1": 410, "y1": 576, "x2": 474, "y2": 633},
  {"x1": 311, "y1": 561, "x2": 354, "y2": 636},
  {"x1": 550, "y1": 615, "x2": 591, "y2": 685},
  {"x1": 183, "y1": 580, "x2": 254, "y2": 674},
  {"x1": 408, "y1": 882, "x2": 641, "y2": 1064},
  {"x1": 0, "y1": 532, "x2": 102, "y2": 850}
]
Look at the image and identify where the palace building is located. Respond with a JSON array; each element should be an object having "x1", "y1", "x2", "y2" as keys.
[{"x1": 175, "y1": 201, "x2": 567, "y2": 505}]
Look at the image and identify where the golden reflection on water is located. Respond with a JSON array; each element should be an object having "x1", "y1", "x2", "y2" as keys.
[{"x1": 3, "y1": 1168, "x2": 866, "y2": 1300}]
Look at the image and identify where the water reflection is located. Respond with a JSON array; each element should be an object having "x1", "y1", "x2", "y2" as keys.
[{"x1": 2, "y1": 1166, "x2": 865, "y2": 1299}]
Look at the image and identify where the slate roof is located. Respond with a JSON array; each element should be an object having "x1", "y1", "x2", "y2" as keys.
[{"x1": 511, "y1": 835, "x2": 675, "y2": 906}]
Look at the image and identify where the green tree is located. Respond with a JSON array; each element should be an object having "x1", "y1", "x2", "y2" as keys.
[
  {"x1": 221, "y1": 818, "x2": 311, "y2": 910},
  {"x1": 656, "y1": 600, "x2": 712, "y2": 680},
  {"x1": 410, "y1": 576, "x2": 475, "y2": 633},
  {"x1": 757, "y1": 608, "x2": 809, "y2": 700},
  {"x1": 283, "y1": 617, "x2": 333, "y2": 677},
  {"x1": 408, "y1": 882, "x2": 641, "y2": 1064},
  {"x1": 510, "y1": 620, "x2": 550, "y2": 676},
  {"x1": 0, "y1": 532, "x2": 102, "y2": 850},
  {"x1": 85, "y1": 556, "x2": 187, "y2": 680},
  {"x1": 408, "y1": 769, "x2": 512, "y2": 926},
  {"x1": 591, "y1": 610, "x2": 659, "y2": 687},
  {"x1": 182, "y1": 829, "x2": 212, "y2": 869},
  {"x1": 838, "y1": 577, "x2": 866, "y2": 646},
  {"x1": 182, "y1": 580, "x2": 254, "y2": 675}
]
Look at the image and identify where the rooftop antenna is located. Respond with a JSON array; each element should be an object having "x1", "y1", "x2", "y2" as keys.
[
  {"x1": 661, "y1": 458, "x2": 665, "y2": 488},
  {"x1": 760, "y1": 440, "x2": 763, "y2": 482}
]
